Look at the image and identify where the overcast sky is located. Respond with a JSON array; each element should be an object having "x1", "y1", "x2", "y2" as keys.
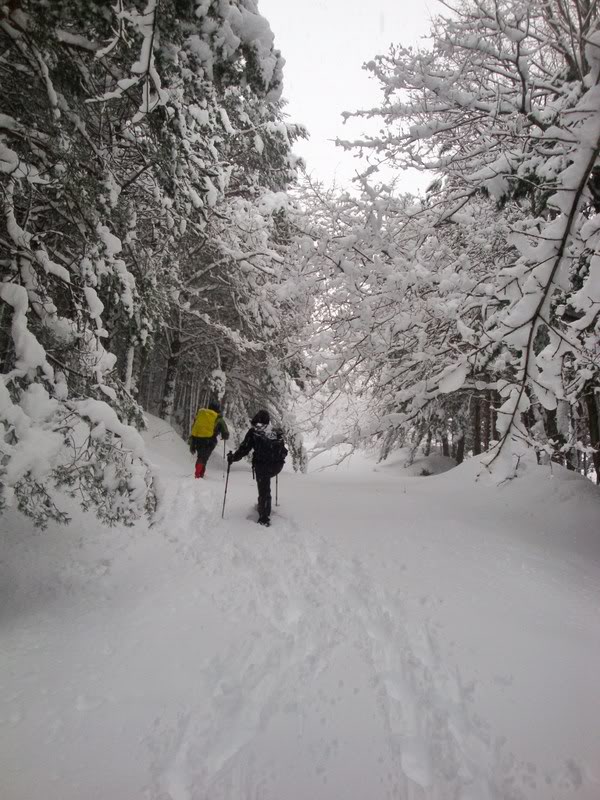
[{"x1": 258, "y1": 0, "x2": 436, "y2": 191}]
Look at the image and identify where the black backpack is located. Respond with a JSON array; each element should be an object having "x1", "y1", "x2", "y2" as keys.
[{"x1": 254, "y1": 428, "x2": 288, "y2": 476}]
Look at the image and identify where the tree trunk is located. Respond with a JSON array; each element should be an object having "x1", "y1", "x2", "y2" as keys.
[
  {"x1": 482, "y1": 391, "x2": 491, "y2": 451},
  {"x1": 0, "y1": 303, "x2": 13, "y2": 373},
  {"x1": 423, "y1": 429, "x2": 432, "y2": 457},
  {"x1": 136, "y1": 346, "x2": 151, "y2": 409},
  {"x1": 160, "y1": 337, "x2": 181, "y2": 421},
  {"x1": 188, "y1": 378, "x2": 200, "y2": 437},
  {"x1": 124, "y1": 344, "x2": 135, "y2": 394},
  {"x1": 491, "y1": 390, "x2": 500, "y2": 440},
  {"x1": 472, "y1": 395, "x2": 482, "y2": 455},
  {"x1": 565, "y1": 408, "x2": 577, "y2": 471},
  {"x1": 455, "y1": 434, "x2": 465, "y2": 464},
  {"x1": 584, "y1": 391, "x2": 600, "y2": 484},
  {"x1": 545, "y1": 407, "x2": 564, "y2": 465},
  {"x1": 441, "y1": 433, "x2": 449, "y2": 457}
]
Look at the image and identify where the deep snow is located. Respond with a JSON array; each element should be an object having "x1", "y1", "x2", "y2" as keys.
[{"x1": 1, "y1": 415, "x2": 599, "y2": 800}]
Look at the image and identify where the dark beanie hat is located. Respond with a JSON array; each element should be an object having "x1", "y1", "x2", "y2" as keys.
[
  {"x1": 251, "y1": 409, "x2": 270, "y2": 426},
  {"x1": 208, "y1": 401, "x2": 221, "y2": 413}
]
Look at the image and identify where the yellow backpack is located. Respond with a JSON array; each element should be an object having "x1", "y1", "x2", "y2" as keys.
[{"x1": 191, "y1": 408, "x2": 218, "y2": 438}]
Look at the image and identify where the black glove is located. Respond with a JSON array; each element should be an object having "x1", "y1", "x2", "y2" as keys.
[{"x1": 227, "y1": 451, "x2": 234, "y2": 465}]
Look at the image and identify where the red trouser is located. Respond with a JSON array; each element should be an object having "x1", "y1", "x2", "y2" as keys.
[{"x1": 192, "y1": 437, "x2": 217, "y2": 478}]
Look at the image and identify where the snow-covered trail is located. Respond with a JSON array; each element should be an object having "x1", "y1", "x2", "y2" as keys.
[{"x1": 1, "y1": 418, "x2": 599, "y2": 800}]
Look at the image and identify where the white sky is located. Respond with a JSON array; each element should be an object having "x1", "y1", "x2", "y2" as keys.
[{"x1": 258, "y1": 0, "x2": 436, "y2": 192}]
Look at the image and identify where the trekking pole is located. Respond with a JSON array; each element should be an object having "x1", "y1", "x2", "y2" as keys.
[
  {"x1": 275, "y1": 473, "x2": 279, "y2": 507},
  {"x1": 222, "y1": 463, "x2": 231, "y2": 518}
]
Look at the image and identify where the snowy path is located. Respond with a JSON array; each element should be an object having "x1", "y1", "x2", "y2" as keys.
[
  {"x1": 154, "y1": 481, "x2": 486, "y2": 800},
  {"x1": 1, "y1": 419, "x2": 600, "y2": 799}
]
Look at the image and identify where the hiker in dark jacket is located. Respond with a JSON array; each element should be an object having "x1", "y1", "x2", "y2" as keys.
[
  {"x1": 189, "y1": 401, "x2": 229, "y2": 478},
  {"x1": 227, "y1": 409, "x2": 287, "y2": 526}
]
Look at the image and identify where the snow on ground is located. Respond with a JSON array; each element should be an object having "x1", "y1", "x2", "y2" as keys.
[{"x1": 1, "y1": 415, "x2": 599, "y2": 800}]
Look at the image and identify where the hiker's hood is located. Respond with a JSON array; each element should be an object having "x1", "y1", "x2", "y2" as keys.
[{"x1": 253, "y1": 421, "x2": 273, "y2": 436}]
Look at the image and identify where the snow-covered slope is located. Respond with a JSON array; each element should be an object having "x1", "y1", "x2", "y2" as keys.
[{"x1": 1, "y1": 415, "x2": 599, "y2": 800}]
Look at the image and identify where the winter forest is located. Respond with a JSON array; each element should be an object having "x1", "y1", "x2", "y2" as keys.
[{"x1": 1, "y1": 1, "x2": 600, "y2": 799}]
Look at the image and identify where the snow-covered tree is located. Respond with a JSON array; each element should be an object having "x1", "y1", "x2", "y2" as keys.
[
  {"x1": 0, "y1": 0, "x2": 308, "y2": 525},
  {"x1": 1, "y1": 2, "x2": 161, "y2": 525},
  {"x1": 132, "y1": 0, "x2": 310, "y2": 455},
  {"x1": 320, "y1": 0, "x2": 600, "y2": 480}
]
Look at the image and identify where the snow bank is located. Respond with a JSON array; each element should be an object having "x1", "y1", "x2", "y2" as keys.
[{"x1": 377, "y1": 449, "x2": 457, "y2": 477}]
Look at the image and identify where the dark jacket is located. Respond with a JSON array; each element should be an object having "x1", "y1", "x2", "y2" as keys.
[
  {"x1": 230, "y1": 425, "x2": 286, "y2": 476},
  {"x1": 230, "y1": 427, "x2": 260, "y2": 465}
]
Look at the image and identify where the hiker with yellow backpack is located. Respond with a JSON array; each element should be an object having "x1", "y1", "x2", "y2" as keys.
[{"x1": 189, "y1": 401, "x2": 229, "y2": 478}]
